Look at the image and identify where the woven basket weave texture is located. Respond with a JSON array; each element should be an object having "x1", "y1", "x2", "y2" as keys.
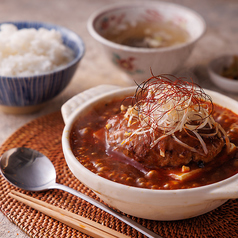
[{"x1": 0, "y1": 111, "x2": 237, "y2": 238}]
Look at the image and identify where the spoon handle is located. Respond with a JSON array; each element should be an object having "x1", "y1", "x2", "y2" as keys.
[{"x1": 51, "y1": 183, "x2": 162, "y2": 238}]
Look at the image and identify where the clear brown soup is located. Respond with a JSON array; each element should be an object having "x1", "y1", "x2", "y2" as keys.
[
  {"x1": 70, "y1": 97, "x2": 238, "y2": 190},
  {"x1": 103, "y1": 21, "x2": 190, "y2": 48}
]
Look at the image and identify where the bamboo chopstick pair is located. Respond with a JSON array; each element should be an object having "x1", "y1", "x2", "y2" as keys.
[{"x1": 9, "y1": 191, "x2": 130, "y2": 238}]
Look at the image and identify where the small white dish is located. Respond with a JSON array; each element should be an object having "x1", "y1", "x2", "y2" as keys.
[{"x1": 208, "y1": 55, "x2": 238, "y2": 93}]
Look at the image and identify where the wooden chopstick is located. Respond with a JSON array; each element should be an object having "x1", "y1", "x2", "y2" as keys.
[{"x1": 9, "y1": 191, "x2": 130, "y2": 238}]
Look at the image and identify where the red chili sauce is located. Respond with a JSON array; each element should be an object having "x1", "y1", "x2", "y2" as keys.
[{"x1": 70, "y1": 98, "x2": 238, "y2": 190}]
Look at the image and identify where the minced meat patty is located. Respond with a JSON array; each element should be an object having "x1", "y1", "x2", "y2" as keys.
[{"x1": 105, "y1": 114, "x2": 225, "y2": 168}]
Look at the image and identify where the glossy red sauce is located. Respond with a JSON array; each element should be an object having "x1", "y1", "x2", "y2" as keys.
[{"x1": 70, "y1": 98, "x2": 238, "y2": 189}]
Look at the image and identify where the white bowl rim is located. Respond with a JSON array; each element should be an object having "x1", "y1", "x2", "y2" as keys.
[
  {"x1": 87, "y1": 1, "x2": 206, "y2": 53},
  {"x1": 0, "y1": 21, "x2": 85, "y2": 79},
  {"x1": 62, "y1": 86, "x2": 238, "y2": 196}
]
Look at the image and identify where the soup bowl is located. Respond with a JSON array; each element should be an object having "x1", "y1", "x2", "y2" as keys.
[
  {"x1": 87, "y1": 1, "x2": 206, "y2": 84},
  {"x1": 61, "y1": 84, "x2": 238, "y2": 221}
]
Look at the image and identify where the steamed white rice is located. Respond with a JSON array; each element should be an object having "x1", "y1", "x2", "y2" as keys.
[{"x1": 0, "y1": 24, "x2": 74, "y2": 76}]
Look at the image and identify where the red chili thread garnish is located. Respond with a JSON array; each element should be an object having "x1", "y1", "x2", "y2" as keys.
[
  {"x1": 131, "y1": 74, "x2": 213, "y2": 132},
  {"x1": 121, "y1": 74, "x2": 231, "y2": 154}
]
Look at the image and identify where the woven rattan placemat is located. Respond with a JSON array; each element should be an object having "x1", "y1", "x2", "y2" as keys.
[{"x1": 0, "y1": 111, "x2": 238, "y2": 238}]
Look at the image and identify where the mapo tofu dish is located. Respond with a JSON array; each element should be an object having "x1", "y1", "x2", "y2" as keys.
[{"x1": 70, "y1": 75, "x2": 238, "y2": 189}]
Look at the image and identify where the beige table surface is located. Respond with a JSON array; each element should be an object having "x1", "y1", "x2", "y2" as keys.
[{"x1": 0, "y1": 0, "x2": 238, "y2": 237}]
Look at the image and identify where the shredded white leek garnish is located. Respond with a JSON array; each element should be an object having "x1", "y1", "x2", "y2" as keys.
[{"x1": 121, "y1": 75, "x2": 230, "y2": 154}]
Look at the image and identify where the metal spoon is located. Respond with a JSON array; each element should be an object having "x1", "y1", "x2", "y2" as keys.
[{"x1": 0, "y1": 147, "x2": 162, "y2": 238}]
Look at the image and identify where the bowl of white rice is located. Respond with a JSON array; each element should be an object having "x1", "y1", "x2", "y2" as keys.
[{"x1": 0, "y1": 21, "x2": 85, "y2": 114}]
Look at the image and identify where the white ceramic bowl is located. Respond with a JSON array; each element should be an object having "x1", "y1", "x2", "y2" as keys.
[
  {"x1": 208, "y1": 55, "x2": 238, "y2": 93},
  {"x1": 87, "y1": 1, "x2": 206, "y2": 84},
  {"x1": 61, "y1": 85, "x2": 238, "y2": 221}
]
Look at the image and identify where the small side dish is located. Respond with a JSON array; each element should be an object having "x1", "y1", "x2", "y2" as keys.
[
  {"x1": 208, "y1": 55, "x2": 238, "y2": 93},
  {"x1": 220, "y1": 55, "x2": 238, "y2": 80},
  {"x1": 70, "y1": 75, "x2": 238, "y2": 190}
]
